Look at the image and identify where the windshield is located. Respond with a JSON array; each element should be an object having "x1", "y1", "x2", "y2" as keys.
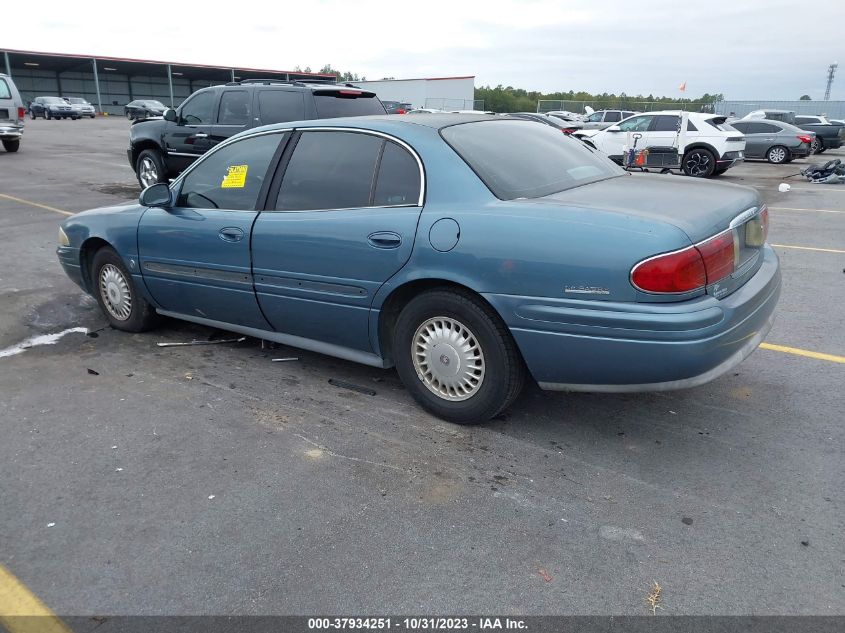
[
  {"x1": 441, "y1": 120, "x2": 624, "y2": 200},
  {"x1": 42, "y1": 97, "x2": 65, "y2": 104},
  {"x1": 67, "y1": 98, "x2": 88, "y2": 104}
]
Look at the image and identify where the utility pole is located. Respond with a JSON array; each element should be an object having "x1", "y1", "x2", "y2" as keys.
[{"x1": 824, "y1": 62, "x2": 837, "y2": 101}]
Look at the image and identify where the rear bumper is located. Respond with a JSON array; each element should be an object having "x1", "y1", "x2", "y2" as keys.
[
  {"x1": 0, "y1": 125, "x2": 23, "y2": 139},
  {"x1": 821, "y1": 137, "x2": 843, "y2": 149},
  {"x1": 716, "y1": 150, "x2": 744, "y2": 169},
  {"x1": 485, "y1": 245, "x2": 781, "y2": 392}
]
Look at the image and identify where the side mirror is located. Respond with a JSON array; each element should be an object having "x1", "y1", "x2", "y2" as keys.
[
  {"x1": 140, "y1": 183, "x2": 172, "y2": 208},
  {"x1": 606, "y1": 125, "x2": 621, "y2": 132},
  {"x1": 163, "y1": 108, "x2": 178, "y2": 122}
]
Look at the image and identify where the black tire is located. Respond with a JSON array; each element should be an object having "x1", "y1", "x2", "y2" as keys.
[
  {"x1": 392, "y1": 288, "x2": 525, "y2": 424},
  {"x1": 712, "y1": 166, "x2": 729, "y2": 176},
  {"x1": 812, "y1": 137, "x2": 824, "y2": 154},
  {"x1": 2, "y1": 139, "x2": 20, "y2": 153},
  {"x1": 682, "y1": 148, "x2": 716, "y2": 178},
  {"x1": 45, "y1": 111, "x2": 52, "y2": 120},
  {"x1": 135, "y1": 148, "x2": 167, "y2": 188},
  {"x1": 126, "y1": 110, "x2": 133, "y2": 120},
  {"x1": 91, "y1": 246, "x2": 159, "y2": 332},
  {"x1": 29, "y1": 111, "x2": 36, "y2": 119},
  {"x1": 766, "y1": 145, "x2": 789, "y2": 164},
  {"x1": 72, "y1": 116, "x2": 80, "y2": 120}
]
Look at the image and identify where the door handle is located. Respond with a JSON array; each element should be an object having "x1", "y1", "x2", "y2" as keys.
[
  {"x1": 367, "y1": 231, "x2": 402, "y2": 249},
  {"x1": 194, "y1": 132, "x2": 208, "y2": 138},
  {"x1": 218, "y1": 227, "x2": 245, "y2": 242}
]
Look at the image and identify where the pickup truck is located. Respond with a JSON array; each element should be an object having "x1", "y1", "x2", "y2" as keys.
[{"x1": 742, "y1": 110, "x2": 844, "y2": 154}]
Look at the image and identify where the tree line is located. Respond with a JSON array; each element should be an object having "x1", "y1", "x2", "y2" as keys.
[{"x1": 474, "y1": 85, "x2": 726, "y2": 113}]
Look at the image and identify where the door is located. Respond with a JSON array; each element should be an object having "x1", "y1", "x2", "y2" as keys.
[
  {"x1": 212, "y1": 89, "x2": 254, "y2": 145},
  {"x1": 600, "y1": 110, "x2": 623, "y2": 130},
  {"x1": 582, "y1": 111, "x2": 605, "y2": 130},
  {"x1": 163, "y1": 89, "x2": 219, "y2": 173},
  {"x1": 598, "y1": 114, "x2": 654, "y2": 159},
  {"x1": 732, "y1": 122, "x2": 768, "y2": 158},
  {"x1": 138, "y1": 131, "x2": 287, "y2": 329},
  {"x1": 251, "y1": 130, "x2": 424, "y2": 352}
]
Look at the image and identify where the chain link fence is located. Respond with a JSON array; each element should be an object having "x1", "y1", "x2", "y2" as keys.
[
  {"x1": 714, "y1": 100, "x2": 845, "y2": 119},
  {"x1": 536, "y1": 100, "x2": 716, "y2": 115}
]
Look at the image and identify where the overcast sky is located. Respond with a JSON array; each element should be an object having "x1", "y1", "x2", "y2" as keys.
[{"x1": 8, "y1": 0, "x2": 845, "y2": 100}]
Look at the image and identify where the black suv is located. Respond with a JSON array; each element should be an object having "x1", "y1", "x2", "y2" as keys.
[{"x1": 128, "y1": 79, "x2": 386, "y2": 188}]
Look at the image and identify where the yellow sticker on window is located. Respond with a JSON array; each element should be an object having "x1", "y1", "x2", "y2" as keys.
[{"x1": 221, "y1": 164, "x2": 248, "y2": 188}]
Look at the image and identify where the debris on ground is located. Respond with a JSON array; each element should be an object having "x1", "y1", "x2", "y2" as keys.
[
  {"x1": 87, "y1": 368, "x2": 99, "y2": 375},
  {"x1": 156, "y1": 337, "x2": 246, "y2": 348},
  {"x1": 184, "y1": 372, "x2": 193, "y2": 380},
  {"x1": 646, "y1": 581, "x2": 663, "y2": 615},
  {"x1": 328, "y1": 378, "x2": 377, "y2": 396},
  {"x1": 271, "y1": 357, "x2": 299, "y2": 362},
  {"x1": 208, "y1": 495, "x2": 215, "y2": 500},
  {"x1": 47, "y1": 522, "x2": 56, "y2": 528},
  {"x1": 538, "y1": 568, "x2": 552, "y2": 582}
]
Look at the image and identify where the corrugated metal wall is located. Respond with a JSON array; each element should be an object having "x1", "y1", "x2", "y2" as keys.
[{"x1": 715, "y1": 100, "x2": 845, "y2": 119}]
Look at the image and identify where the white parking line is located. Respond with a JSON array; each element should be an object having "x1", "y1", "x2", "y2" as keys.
[{"x1": 769, "y1": 206, "x2": 843, "y2": 214}]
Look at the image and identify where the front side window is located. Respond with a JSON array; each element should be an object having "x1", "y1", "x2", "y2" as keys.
[
  {"x1": 177, "y1": 133, "x2": 284, "y2": 210},
  {"x1": 258, "y1": 90, "x2": 306, "y2": 124},
  {"x1": 604, "y1": 111, "x2": 622, "y2": 123},
  {"x1": 218, "y1": 91, "x2": 251, "y2": 125},
  {"x1": 618, "y1": 115, "x2": 653, "y2": 132},
  {"x1": 442, "y1": 120, "x2": 623, "y2": 200},
  {"x1": 180, "y1": 91, "x2": 216, "y2": 124},
  {"x1": 651, "y1": 115, "x2": 680, "y2": 132},
  {"x1": 275, "y1": 131, "x2": 383, "y2": 211},
  {"x1": 586, "y1": 112, "x2": 603, "y2": 122}
]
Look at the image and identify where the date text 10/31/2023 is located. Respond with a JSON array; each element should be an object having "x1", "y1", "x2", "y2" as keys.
[{"x1": 307, "y1": 617, "x2": 528, "y2": 630}]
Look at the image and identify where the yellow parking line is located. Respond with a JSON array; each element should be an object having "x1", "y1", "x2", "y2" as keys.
[
  {"x1": 0, "y1": 564, "x2": 73, "y2": 633},
  {"x1": 769, "y1": 206, "x2": 843, "y2": 214},
  {"x1": 0, "y1": 194, "x2": 73, "y2": 217},
  {"x1": 770, "y1": 243, "x2": 845, "y2": 254},
  {"x1": 760, "y1": 343, "x2": 845, "y2": 364}
]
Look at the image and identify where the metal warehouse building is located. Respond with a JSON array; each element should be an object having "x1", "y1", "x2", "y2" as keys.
[
  {"x1": 353, "y1": 76, "x2": 478, "y2": 110},
  {"x1": 2, "y1": 48, "x2": 336, "y2": 115}
]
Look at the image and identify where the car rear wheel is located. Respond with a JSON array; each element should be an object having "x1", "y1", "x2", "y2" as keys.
[
  {"x1": 91, "y1": 247, "x2": 159, "y2": 332},
  {"x1": 392, "y1": 289, "x2": 525, "y2": 424},
  {"x1": 136, "y1": 149, "x2": 166, "y2": 188},
  {"x1": 3, "y1": 140, "x2": 20, "y2": 152},
  {"x1": 812, "y1": 137, "x2": 825, "y2": 154},
  {"x1": 766, "y1": 145, "x2": 789, "y2": 164},
  {"x1": 682, "y1": 148, "x2": 716, "y2": 178}
]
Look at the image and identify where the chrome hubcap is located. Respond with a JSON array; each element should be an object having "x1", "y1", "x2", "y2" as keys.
[
  {"x1": 139, "y1": 157, "x2": 158, "y2": 188},
  {"x1": 99, "y1": 264, "x2": 132, "y2": 320},
  {"x1": 770, "y1": 147, "x2": 786, "y2": 163},
  {"x1": 412, "y1": 316, "x2": 485, "y2": 401},
  {"x1": 685, "y1": 151, "x2": 711, "y2": 177}
]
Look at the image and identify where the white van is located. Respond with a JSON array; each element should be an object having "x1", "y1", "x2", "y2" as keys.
[{"x1": 0, "y1": 73, "x2": 25, "y2": 152}]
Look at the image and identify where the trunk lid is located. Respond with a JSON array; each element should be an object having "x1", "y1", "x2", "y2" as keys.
[{"x1": 527, "y1": 174, "x2": 767, "y2": 299}]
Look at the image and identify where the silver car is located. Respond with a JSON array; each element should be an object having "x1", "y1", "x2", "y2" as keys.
[
  {"x1": 581, "y1": 109, "x2": 637, "y2": 130},
  {"x1": 729, "y1": 119, "x2": 814, "y2": 163},
  {"x1": 0, "y1": 73, "x2": 24, "y2": 152},
  {"x1": 64, "y1": 97, "x2": 96, "y2": 118}
]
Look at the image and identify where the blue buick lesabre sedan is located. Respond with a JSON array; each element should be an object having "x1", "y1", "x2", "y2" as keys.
[{"x1": 57, "y1": 114, "x2": 780, "y2": 423}]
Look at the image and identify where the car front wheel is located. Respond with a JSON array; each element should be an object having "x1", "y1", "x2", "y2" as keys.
[
  {"x1": 766, "y1": 145, "x2": 789, "y2": 164},
  {"x1": 91, "y1": 247, "x2": 159, "y2": 332},
  {"x1": 682, "y1": 148, "x2": 716, "y2": 177},
  {"x1": 136, "y1": 149, "x2": 166, "y2": 188},
  {"x1": 3, "y1": 139, "x2": 20, "y2": 152},
  {"x1": 392, "y1": 289, "x2": 525, "y2": 424}
]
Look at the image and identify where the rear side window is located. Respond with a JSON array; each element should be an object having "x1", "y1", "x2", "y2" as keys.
[
  {"x1": 177, "y1": 133, "x2": 284, "y2": 210},
  {"x1": 276, "y1": 131, "x2": 383, "y2": 211},
  {"x1": 218, "y1": 90, "x2": 251, "y2": 125},
  {"x1": 258, "y1": 90, "x2": 305, "y2": 124},
  {"x1": 314, "y1": 91, "x2": 387, "y2": 118},
  {"x1": 0, "y1": 79, "x2": 11, "y2": 99},
  {"x1": 759, "y1": 123, "x2": 781, "y2": 133},
  {"x1": 731, "y1": 122, "x2": 748, "y2": 133},
  {"x1": 442, "y1": 120, "x2": 623, "y2": 200},
  {"x1": 604, "y1": 111, "x2": 621, "y2": 122},
  {"x1": 374, "y1": 142, "x2": 421, "y2": 206},
  {"x1": 180, "y1": 91, "x2": 216, "y2": 124}
]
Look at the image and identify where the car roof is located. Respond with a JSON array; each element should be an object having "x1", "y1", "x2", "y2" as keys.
[{"x1": 249, "y1": 113, "x2": 503, "y2": 137}]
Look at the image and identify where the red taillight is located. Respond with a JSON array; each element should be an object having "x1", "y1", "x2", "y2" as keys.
[
  {"x1": 797, "y1": 135, "x2": 813, "y2": 144},
  {"x1": 562, "y1": 128, "x2": 577, "y2": 134},
  {"x1": 339, "y1": 89, "x2": 362, "y2": 95},
  {"x1": 396, "y1": 108, "x2": 407, "y2": 114},
  {"x1": 631, "y1": 246, "x2": 706, "y2": 293},
  {"x1": 17, "y1": 106, "x2": 26, "y2": 120},
  {"x1": 696, "y1": 230, "x2": 736, "y2": 284}
]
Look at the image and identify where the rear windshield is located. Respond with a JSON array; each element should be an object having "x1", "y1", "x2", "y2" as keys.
[
  {"x1": 442, "y1": 120, "x2": 624, "y2": 200},
  {"x1": 0, "y1": 79, "x2": 11, "y2": 99},
  {"x1": 314, "y1": 91, "x2": 386, "y2": 118},
  {"x1": 706, "y1": 117, "x2": 737, "y2": 132}
]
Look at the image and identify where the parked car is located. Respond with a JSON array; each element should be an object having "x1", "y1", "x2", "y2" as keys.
[
  {"x1": 728, "y1": 119, "x2": 814, "y2": 163},
  {"x1": 406, "y1": 108, "x2": 444, "y2": 114},
  {"x1": 59, "y1": 115, "x2": 780, "y2": 424},
  {"x1": 382, "y1": 100, "x2": 412, "y2": 114},
  {"x1": 545, "y1": 110, "x2": 586, "y2": 123},
  {"x1": 0, "y1": 73, "x2": 25, "y2": 152},
  {"x1": 124, "y1": 100, "x2": 167, "y2": 120},
  {"x1": 128, "y1": 80, "x2": 387, "y2": 188},
  {"x1": 29, "y1": 96, "x2": 77, "y2": 120},
  {"x1": 742, "y1": 110, "x2": 845, "y2": 153},
  {"x1": 580, "y1": 109, "x2": 638, "y2": 130},
  {"x1": 506, "y1": 112, "x2": 583, "y2": 133},
  {"x1": 576, "y1": 111, "x2": 746, "y2": 177},
  {"x1": 64, "y1": 97, "x2": 96, "y2": 118}
]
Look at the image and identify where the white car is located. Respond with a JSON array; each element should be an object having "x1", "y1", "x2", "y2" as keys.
[{"x1": 574, "y1": 110, "x2": 746, "y2": 178}]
